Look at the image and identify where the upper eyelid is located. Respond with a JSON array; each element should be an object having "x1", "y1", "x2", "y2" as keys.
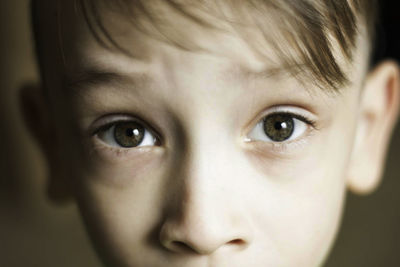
[
  {"x1": 264, "y1": 112, "x2": 317, "y2": 128},
  {"x1": 90, "y1": 118, "x2": 134, "y2": 136},
  {"x1": 261, "y1": 106, "x2": 316, "y2": 119}
]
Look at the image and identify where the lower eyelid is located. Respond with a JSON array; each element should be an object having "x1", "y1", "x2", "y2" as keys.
[
  {"x1": 90, "y1": 135, "x2": 162, "y2": 162},
  {"x1": 246, "y1": 133, "x2": 313, "y2": 157},
  {"x1": 91, "y1": 135, "x2": 130, "y2": 155}
]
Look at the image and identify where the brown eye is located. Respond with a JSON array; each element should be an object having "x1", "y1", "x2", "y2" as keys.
[
  {"x1": 96, "y1": 120, "x2": 158, "y2": 148},
  {"x1": 114, "y1": 121, "x2": 145, "y2": 147},
  {"x1": 263, "y1": 113, "x2": 295, "y2": 142},
  {"x1": 248, "y1": 111, "x2": 313, "y2": 144}
]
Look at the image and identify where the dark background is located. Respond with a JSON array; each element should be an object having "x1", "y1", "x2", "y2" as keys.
[{"x1": 0, "y1": 1, "x2": 399, "y2": 266}]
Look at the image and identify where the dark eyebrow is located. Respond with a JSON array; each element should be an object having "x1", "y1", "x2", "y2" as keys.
[
  {"x1": 63, "y1": 63, "x2": 327, "y2": 98},
  {"x1": 63, "y1": 69, "x2": 153, "y2": 94},
  {"x1": 64, "y1": 65, "x2": 288, "y2": 92}
]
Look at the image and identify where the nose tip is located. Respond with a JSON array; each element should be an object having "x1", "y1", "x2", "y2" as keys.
[{"x1": 159, "y1": 219, "x2": 251, "y2": 255}]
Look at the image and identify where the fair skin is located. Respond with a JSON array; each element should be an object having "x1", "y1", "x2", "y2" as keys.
[{"x1": 23, "y1": 1, "x2": 399, "y2": 267}]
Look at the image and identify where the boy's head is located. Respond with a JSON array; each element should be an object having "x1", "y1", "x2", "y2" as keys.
[{"x1": 25, "y1": 0, "x2": 399, "y2": 266}]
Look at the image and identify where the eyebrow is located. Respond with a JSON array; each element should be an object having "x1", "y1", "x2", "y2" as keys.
[
  {"x1": 63, "y1": 69, "x2": 153, "y2": 94},
  {"x1": 63, "y1": 63, "x2": 322, "y2": 97},
  {"x1": 222, "y1": 63, "x2": 315, "y2": 87},
  {"x1": 242, "y1": 65, "x2": 306, "y2": 80}
]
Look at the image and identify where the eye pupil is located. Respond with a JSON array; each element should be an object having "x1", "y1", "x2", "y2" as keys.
[
  {"x1": 126, "y1": 128, "x2": 139, "y2": 137},
  {"x1": 114, "y1": 122, "x2": 145, "y2": 147},
  {"x1": 274, "y1": 121, "x2": 287, "y2": 130},
  {"x1": 264, "y1": 114, "x2": 294, "y2": 142}
]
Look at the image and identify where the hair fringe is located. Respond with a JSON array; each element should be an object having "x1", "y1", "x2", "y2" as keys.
[{"x1": 33, "y1": 0, "x2": 379, "y2": 91}]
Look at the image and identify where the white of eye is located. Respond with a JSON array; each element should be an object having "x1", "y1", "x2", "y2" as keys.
[
  {"x1": 247, "y1": 116, "x2": 308, "y2": 142},
  {"x1": 97, "y1": 123, "x2": 157, "y2": 148}
]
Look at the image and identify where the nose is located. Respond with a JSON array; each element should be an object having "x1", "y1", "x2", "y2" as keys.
[
  {"x1": 159, "y1": 149, "x2": 253, "y2": 255},
  {"x1": 159, "y1": 204, "x2": 251, "y2": 255},
  {"x1": 159, "y1": 198, "x2": 252, "y2": 255}
]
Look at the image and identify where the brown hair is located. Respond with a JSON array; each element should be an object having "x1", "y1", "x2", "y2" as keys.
[{"x1": 32, "y1": 0, "x2": 378, "y2": 91}]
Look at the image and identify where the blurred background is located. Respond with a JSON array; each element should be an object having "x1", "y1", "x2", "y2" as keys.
[{"x1": 0, "y1": 0, "x2": 399, "y2": 266}]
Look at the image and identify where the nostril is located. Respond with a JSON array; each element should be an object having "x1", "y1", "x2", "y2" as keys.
[
  {"x1": 228, "y1": 239, "x2": 245, "y2": 245},
  {"x1": 226, "y1": 238, "x2": 248, "y2": 251}
]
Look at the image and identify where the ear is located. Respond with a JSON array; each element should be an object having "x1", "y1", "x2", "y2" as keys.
[
  {"x1": 347, "y1": 60, "x2": 400, "y2": 195},
  {"x1": 19, "y1": 84, "x2": 72, "y2": 204}
]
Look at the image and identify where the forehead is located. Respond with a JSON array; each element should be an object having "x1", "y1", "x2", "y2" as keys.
[{"x1": 35, "y1": 0, "x2": 370, "y2": 92}]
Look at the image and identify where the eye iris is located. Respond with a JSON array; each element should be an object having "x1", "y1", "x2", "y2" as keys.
[
  {"x1": 114, "y1": 122, "x2": 145, "y2": 147},
  {"x1": 263, "y1": 114, "x2": 294, "y2": 142}
]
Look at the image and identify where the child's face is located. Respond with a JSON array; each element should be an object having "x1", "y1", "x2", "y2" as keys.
[{"x1": 32, "y1": 1, "x2": 398, "y2": 267}]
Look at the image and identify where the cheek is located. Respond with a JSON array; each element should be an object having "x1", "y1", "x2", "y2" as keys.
[
  {"x1": 74, "y1": 150, "x2": 168, "y2": 265},
  {"x1": 246, "y1": 155, "x2": 348, "y2": 266},
  {"x1": 246, "y1": 115, "x2": 356, "y2": 265},
  {"x1": 253, "y1": 167, "x2": 346, "y2": 265}
]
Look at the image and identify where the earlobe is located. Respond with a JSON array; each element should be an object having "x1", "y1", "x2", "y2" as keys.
[
  {"x1": 347, "y1": 60, "x2": 400, "y2": 195},
  {"x1": 19, "y1": 84, "x2": 72, "y2": 204}
]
